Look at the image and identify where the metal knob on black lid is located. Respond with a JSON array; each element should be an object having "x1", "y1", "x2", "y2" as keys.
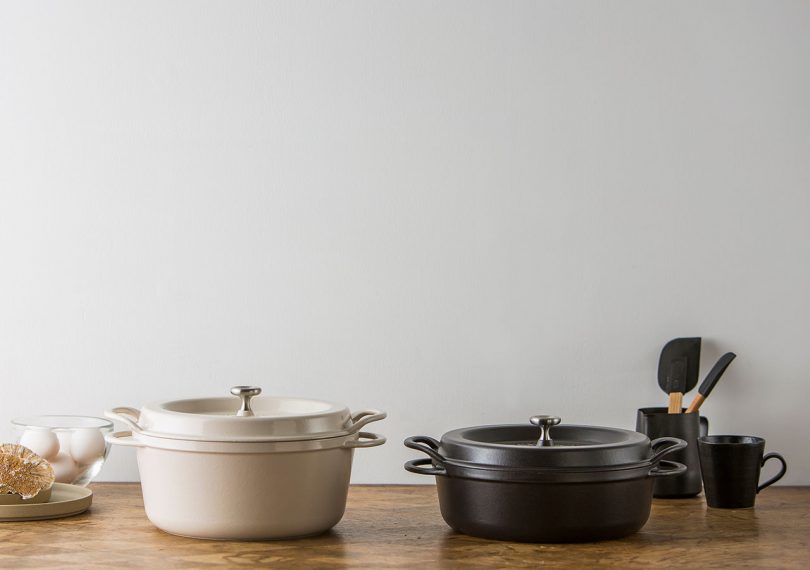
[
  {"x1": 403, "y1": 416, "x2": 688, "y2": 543},
  {"x1": 230, "y1": 386, "x2": 262, "y2": 416},
  {"x1": 529, "y1": 415, "x2": 561, "y2": 446}
]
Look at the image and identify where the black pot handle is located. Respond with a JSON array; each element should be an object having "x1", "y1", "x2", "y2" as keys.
[
  {"x1": 649, "y1": 459, "x2": 687, "y2": 478},
  {"x1": 404, "y1": 436, "x2": 445, "y2": 465},
  {"x1": 649, "y1": 437, "x2": 687, "y2": 464},
  {"x1": 405, "y1": 457, "x2": 448, "y2": 476}
]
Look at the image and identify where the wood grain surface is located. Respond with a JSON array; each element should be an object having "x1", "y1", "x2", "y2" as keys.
[{"x1": 0, "y1": 484, "x2": 808, "y2": 568}]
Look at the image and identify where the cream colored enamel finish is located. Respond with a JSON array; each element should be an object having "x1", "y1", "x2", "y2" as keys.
[
  {"x1": 139, "y1": 397, "x2": 350, "y2": 440},
  {"x1": 107, "y1": 387, "x2": 385, "y2": 442},
  {"x1": 104, "y1": 389, "x2": 387, "y2": 540},
  {"x1": 106, "y1": 429, "x2": 385, "y2": 453},
  {"x1": 121, "y1": 440, "x2": 355, "y2": 539},
  {"x1": 104, "y1": 429, "x2": 385, "y2": 538}
]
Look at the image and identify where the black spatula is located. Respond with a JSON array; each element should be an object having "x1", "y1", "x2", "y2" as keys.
[
  {"x1": 657, "y1": 338, "x2": 702, "y2": 414},
  {"x1": 686, "y1": 352, "x2": 736, "y2": 413}
]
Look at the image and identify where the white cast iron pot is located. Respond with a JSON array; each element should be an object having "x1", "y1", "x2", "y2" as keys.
[{"x1": 105, "y1": 386, "x2": 386, "y2": 540}]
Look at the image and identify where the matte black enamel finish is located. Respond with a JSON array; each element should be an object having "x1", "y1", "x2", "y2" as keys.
[
  {"x1": 404, "y1": 421, "x2": 687, "y2": 543},
  {"x1": 406, "y1": 424, "x2": 683, "y2": 474},
  {"x1": 434, "y1": 470, "x2": 655, "y2": 542},
  {"x1": 698, "y1": 435, "x2": 787, "y2": 508},
  {"x1": 636, "y1": 407, "x2": 708, "y2": 498},
  {"x1": 440, "y1": 424, "x2": 653, "y2": 468},
  {"x1": 404, "y1": 455, "x2": 685, "y2": 542}
]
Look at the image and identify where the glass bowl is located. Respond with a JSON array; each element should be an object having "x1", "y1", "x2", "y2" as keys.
[{"x1": 11, "y1": 416, "x2": 114, "y2": 487}]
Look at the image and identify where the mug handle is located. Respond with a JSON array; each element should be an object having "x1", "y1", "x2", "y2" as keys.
[{"x1": 757, "y1": 452, "x2": 787, "y2": 493}]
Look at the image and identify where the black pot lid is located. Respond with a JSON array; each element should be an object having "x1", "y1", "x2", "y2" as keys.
[{"x1": 440, "y1": 415, "x2": 652, "y2": 469}]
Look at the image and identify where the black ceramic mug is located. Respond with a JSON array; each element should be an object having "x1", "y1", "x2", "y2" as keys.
[
  {"x1": 698, "y1": 435, "x2": 787, "y2": 508},
  {"x1": 636, "y1": 407, "x2": 709, "y2": 498}
]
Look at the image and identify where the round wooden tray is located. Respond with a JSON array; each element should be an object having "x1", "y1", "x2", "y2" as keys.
[{"x1": 0, "y1": 483, "x2": 92, "y2": 522}]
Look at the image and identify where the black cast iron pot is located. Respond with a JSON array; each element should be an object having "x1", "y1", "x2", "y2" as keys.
[{"x1": 404, "y1": 415, "x2": 686, "y2": 543}]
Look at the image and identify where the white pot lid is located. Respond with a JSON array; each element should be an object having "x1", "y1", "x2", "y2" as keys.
[{"x1": 110, "y1": 386, "x2": 385, "y2": 442}]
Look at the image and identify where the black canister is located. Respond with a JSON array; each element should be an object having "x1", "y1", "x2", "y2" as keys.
[{"x1": 636, "y1": 407, "x2": 708, "y2": 498}]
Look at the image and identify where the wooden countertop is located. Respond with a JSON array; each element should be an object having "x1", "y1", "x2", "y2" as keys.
[{"x1": 1, "y1": 484, "x2": 808, "y2": 568}]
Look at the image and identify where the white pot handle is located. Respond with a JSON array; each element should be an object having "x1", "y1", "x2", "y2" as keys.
[
  {"x1": 105, "y1": 430, "x2": 145, "y2": 448},
  {"x1": 346, "y1": 409, "x2": 387, "y2": 434},
  {"x1": 343, "y1": 431, "x2": 386, "y2": 448},
  {"x1": 105, "y1": 407, "x2": 143, "y2": 433}
]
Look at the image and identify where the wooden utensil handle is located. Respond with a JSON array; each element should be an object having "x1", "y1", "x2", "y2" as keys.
[
  {"x1": 685, "y1": 393, "x2": 705, "y2": 414},
  {"x1": 668, "y1": 392, "x2": 683, "y2": 414}
]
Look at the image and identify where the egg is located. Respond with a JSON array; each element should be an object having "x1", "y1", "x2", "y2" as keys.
[
  {"x1": 69, "y1": 429, "x2": 107, "y2": 465},
  {"x1": 19, "y1": 429, "x2": 60, "y2": 460},
  {"x1": 56, "y1": 430, "x2": 72, "y2": 456},
  {"x1": 50, "y1": 453, "x2": 79, "y2": 483}
]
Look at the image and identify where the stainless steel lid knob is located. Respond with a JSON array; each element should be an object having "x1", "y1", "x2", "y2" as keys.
[
  {"x1": 230, "y1": 386, "x2": 262, "y2": 417},
  {"x1": 530, "y1": 415, "x2": 561, "y2": 446}
]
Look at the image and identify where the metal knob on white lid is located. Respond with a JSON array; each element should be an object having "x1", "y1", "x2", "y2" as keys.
[
  {"x1": 231, "y1": 386, "x2": 262, "y2": 416},
  {"x1": 530, "y1": 415, "x2": 561, "y2": 446}
]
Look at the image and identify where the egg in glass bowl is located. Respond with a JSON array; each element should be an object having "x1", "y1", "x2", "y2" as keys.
[{"x1": 11, "y1": 416, "x2": 114, "y2": 486}]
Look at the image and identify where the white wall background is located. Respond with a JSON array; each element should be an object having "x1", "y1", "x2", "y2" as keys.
[{"x1": 1, "y1": 1, "x2": 808, "y2": 484}]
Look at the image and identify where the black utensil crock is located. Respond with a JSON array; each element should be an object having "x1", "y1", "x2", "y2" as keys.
[{"x1": 636, "y1": 407, "x2": 708, "y2": 498}]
